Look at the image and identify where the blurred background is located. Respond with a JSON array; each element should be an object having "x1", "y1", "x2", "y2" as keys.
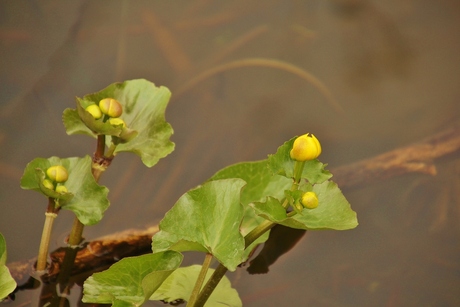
[{"x1": 1, "y1": 0, "x2": 459, "y2": 306}]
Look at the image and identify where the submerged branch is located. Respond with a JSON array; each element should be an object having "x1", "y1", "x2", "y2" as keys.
[{"x1": 332, "y1": 123, "x2": 460, "y2": 189}]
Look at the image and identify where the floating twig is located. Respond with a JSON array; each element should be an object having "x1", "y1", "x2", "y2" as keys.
[{"x1": 175, "y1": 57, "x2": 344, "y2": 113}]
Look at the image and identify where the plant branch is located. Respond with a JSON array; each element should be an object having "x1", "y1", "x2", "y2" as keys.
[
  {"x1": 193, "y1": 263, "x2": 229, "y2": 307},
  {"x1": 188, "y1": 253, "x2": 213, "y2": 306},
  {"x1": 36, "y1": 198, "x2": 58, "y2": 271},
  {"x1": 67, "y1": 217, "x2": 85, "y2": 247}
]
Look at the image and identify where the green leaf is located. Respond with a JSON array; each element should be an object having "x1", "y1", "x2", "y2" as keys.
[
  {"x1": 251, "y1": 181, "x2": 358, "y2": 230},
  {"x1": 208, "y1": 160, "x2": 292, "y2": 257},
  {"x1": 82, "y1": 251, "x2": 183, "y2": 306},
  {"x1": 20, "y1": 156, "x2": 110, "y2": 225},
  {"x1": 63, "y1": 79, "x2": 175, "y2": 167},
  {"x1": 149, "y1": 265, "x2": 242, "y2": 307},
  {"x1": 152, "y1": 179, "x2": 246, "y2": 271},
  {"x1": 268, "y1": 137, "x2": 332, "y2": 184},
  {"x1": 0, "y1": 233, "x2": 16, "y2": 300}
]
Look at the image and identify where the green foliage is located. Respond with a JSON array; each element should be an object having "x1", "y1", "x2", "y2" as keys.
[
  {"x1": 208, "y1": 160, "x2": 291, "y2": 255},
  {"x1": 17, "y1": 78, "x2": 358, "y2": 306},
  {"x1": 268, "y1": 136, "x2": 332, "y2": 183},
  {"x1": 0, "y1": 234, "x2": 16, "y2": 301},
  {"x1": 149, "y1": 265, "x2": 242, "y2": 306},
  {"x1": 152, "y1": 179, "x2": 247, "y2": 271},
  {"x1": 82, "y1": 251, "x2": 183, "y2": 306},
  {"x1": 63, "y1": 79, "x2": 175, "y2": 167},
  {"x1": 20, "y1": 156, "x2": 109, "y2": 225},
  {"x1": 251, "y1": 181, "x2": 358, "y2": 230}
]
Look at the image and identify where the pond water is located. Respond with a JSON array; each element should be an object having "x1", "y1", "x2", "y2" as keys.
[{"x1": 1, "y1": 0, "x2": 459, "y2": 306}]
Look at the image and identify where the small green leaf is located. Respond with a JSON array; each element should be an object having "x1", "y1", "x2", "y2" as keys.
[
  {"x1": 20, "y1": 156, "x2": 109, "y2": 225},
  {"x1": 63, "y1": 79, "x2": 175, "y2": 167},
  {"x1": 251, "y1": 181, "x2": 358, "y2": 230},
  {"x1": 208, "y1": 160, "x2": 292, "y2": 257},
  {"x1": 82, "y1": 251, "x2": 183, "y2": 306},
  {"x1": 268, "y1": 137, "x2": 332, "y2": 184},
  {"x1": 149, "y1": 265, "x2": 242, "y2": 307},
  {"x1": 152, "y1": 179, "x2": 246, "y2": 271},
  {"x1": 0, "y1": 233, "x2": 17, "y2": 300}
]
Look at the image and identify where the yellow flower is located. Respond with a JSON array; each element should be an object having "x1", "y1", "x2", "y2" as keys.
[
  {"x1": 46, "y1": 165, "x2": 69, "y2": 183},
  {"x1": 301, "y1": 191, "x2": 319, "y2": 209},
  {"x1": 99, "y1": 98, "x2": 123, "y2": 118},
  {"x1": 55, "y1": 185, "x2": 68, "y2": 194},
  {"x1": 108, "y1": 117, "x2": 127, "y2": 127},
  {"x1": 85, "y1": 104, "x2": 102, "y2": 119},
  {"x1": 289, "y1": 133, "x2": 321, "y2": 161}
]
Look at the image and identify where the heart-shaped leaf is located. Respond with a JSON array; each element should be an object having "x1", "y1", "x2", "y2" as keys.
[
  {"x1": 82, "y1": 251, "x2": 183, "y2": 306},
  {"x1": 152, "y1": 179, "x2": 246, "y2": 271},
  {"x1": 208, "y1": 160, "x2": 292, "y2": 256},
  {"x1": 251, "y1": 181, "x2": 358, "y2": 230},
  {"x1": 149, "y1": 265, "x2": 242, "y2": 307},
  {"x1": 268, "y1": 136, "x2": 332, "y2": 184},
  {"x1": 63, "y1": 79, "x2": 174, "y2": 167},
  {"x1": 0, "y1": 234, "x2": 16, "y2": 300},
  {"x1": 20, "y1": 156, "x2": 109, "y2": 225}
]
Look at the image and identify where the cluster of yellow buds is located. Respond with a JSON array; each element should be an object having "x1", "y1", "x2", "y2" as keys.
[
  {"x1": 85, "y1": 98, "x2": 126, "y2": 127},
  {"x1": 42, "y1": 165, "x2": 69, "y2": 193}
]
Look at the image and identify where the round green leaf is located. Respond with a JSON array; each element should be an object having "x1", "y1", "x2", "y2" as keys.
[
  {"x1": 149, "y1": 265, "x2": 242, "y2": 307},
  {"x1": 152, "y1": 179, "x2": 246, "y2": 271},
  {"x1": 63, "y1": 79, "x2": 174, "y2": 167},
  {"x1": 209, "y1": 160, "x2": 292, "y2": 257},
  {"x1": 82, "y1": 251, "x2": 183, "y2": 306},
  {"x1": 20, "y1": 156, "x2": 109, "y2": 225}
]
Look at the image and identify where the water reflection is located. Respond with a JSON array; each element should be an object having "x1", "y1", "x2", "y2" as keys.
[{"x1": 1, "y1": 0, "x2": 459, "y2": 306}]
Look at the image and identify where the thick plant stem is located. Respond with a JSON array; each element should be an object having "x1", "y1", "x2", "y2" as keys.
[
  {"x1": 36, "y1": 198, "x2": 57, "y2": 271},
  {"x1": 193, "y1": 263, "x2": 229, "y2": 307},
  {"x1": 95, "y1": 134, "x2": 106, "y2": 159},
  {"x1": 67, "y1": 218, "x2": 84, "y2": 247},
  {"x1": 188, "y1": 253, "x2": 213, "y2": 306},
  {"x1": 244, "y1": 220, "x2": 276, "y2": 248},
  {"x1": 67, "y1": 135, "x2": 109, "y2": 247}
]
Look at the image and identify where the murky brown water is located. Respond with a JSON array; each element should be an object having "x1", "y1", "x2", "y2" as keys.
[{"x1": 1, "y1": 0, "x2": 459, "y2": 306}]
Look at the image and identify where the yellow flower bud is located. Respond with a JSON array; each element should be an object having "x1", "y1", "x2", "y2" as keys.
[
  {"x1": 46, "y1": 165, "x2": 69, "y2": 183},
  {"x1": 42, "y1": 179, "x2": 55, "y2": 190},
  {"x1": 289, "y1": 133, "x2": 321, "y2": 161},
  {"x1": 301, "y1": 191, "x2": 319, "y2": 209},
  {"x1": 108, "y1": 117, "x2": 126, "y2": 127},
  {"x1": 55, "y1": 185, "x2": 68, "y2": 194},
  {"x1": 99, "y1": 98, "x2": 123, "y2": 118},
  {"x1": 85, "y1": 104, "x2": 102, "y2": 119}
]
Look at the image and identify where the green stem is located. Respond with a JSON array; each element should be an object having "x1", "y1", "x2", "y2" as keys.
[
  {"x1": 293, "y1": 160, "x2": 305, "y2": 186},
  {"x1": 244, "y1": 219, "x2": 276, "y2": 248},
  {"x1": 195, "y1": 219, "x2": 277, "y2": 306},
  {"x1": 67, "y1": 134, "x2": 109, "y2": 247},
  {"x1": 105, "y1": 142, "x2": 117, "y2": 159},
  {"x1": 67, "y1": 217, "x2": 84, "y2": 247},
  {"x1": 188, "y1": 253, "x2": 213, "y2": 306},
  {"x1": 193, "y1": 263, "x2": 229, "y2": 307},
  {"x1": 36, "y1": 198, "x2": 57, "y2": 271}
]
